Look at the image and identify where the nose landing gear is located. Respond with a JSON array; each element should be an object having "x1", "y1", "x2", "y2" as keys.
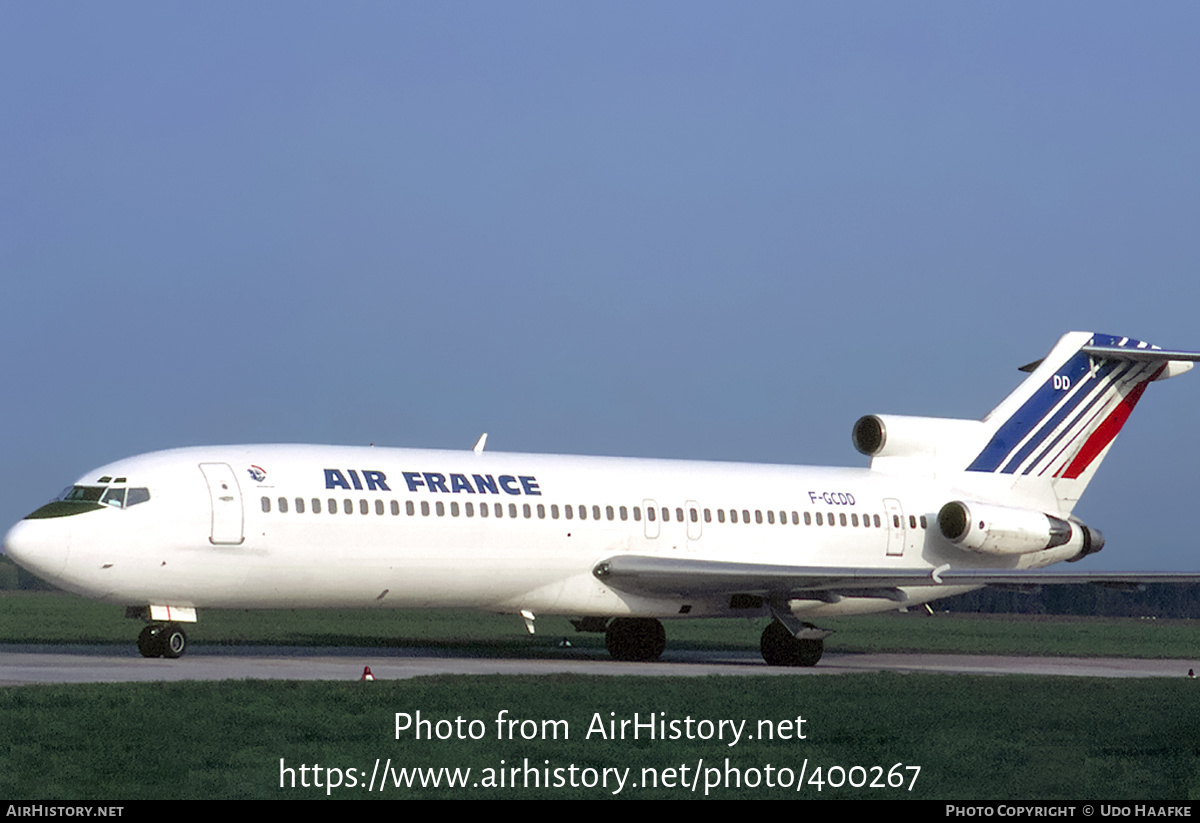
[{"x1": 137, "y1": 623, "x2": 188, "y2": 658}]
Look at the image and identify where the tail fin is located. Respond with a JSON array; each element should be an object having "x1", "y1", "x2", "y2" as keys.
[{"x1": 967, "y1": 332, "x2": 1196, "y2": 510}]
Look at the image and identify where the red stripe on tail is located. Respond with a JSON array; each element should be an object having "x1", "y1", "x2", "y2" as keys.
[{"x1": 1059, "y1": 366, "x2": 1163, "y2": 479}]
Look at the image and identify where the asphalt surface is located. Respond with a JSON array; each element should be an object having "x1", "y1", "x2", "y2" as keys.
[{"x1": 2, "y1": 644, "x2": 1196, "y2": 684}]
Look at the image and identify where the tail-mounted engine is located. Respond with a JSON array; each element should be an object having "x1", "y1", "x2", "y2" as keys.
[
  {"x1": 937, "y1": 500, "x2": 1104, "y2": 560},
  {"x1": 852, "y1": 414, "x2": 984, "y2": 475}
]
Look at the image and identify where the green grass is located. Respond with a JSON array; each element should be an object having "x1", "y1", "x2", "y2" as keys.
[
  {"x1": 4, "y1": 592, "x2": 1200, "y2": 799},
  {"x1": 3, "y1": 675, "x2": 1200, "y2": 799},
  {"x1": 3, "y1": 590, "x2": 1199, "y2": 660}
]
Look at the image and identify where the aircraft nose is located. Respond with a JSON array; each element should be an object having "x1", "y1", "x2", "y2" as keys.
[{"x1": 3, "y1": 518, "x2": 70, "y2": 582}]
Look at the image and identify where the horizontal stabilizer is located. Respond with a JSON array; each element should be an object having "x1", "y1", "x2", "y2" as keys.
[{"x1": 1082, "y1": 344, "x2": 1200, "y2": 363}]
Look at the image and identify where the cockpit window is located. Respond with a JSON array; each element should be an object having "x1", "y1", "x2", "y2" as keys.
[
  {"x1": 25, "y1": 484, "x2": 152, "y2": 519},
  {"x1": 57, "y1": 485, "x2": 150, "y2": 506},
  {"x1": 63, "y1": 485, "x2": 105, "y2": 503}
]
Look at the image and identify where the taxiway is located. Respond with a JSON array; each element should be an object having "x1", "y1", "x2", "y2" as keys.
[{"x1": 1, "y1": 645, "x2": 1195, "y2": 685}]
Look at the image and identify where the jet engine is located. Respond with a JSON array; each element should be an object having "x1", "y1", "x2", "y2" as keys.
[{"x1": 937, "y1": 500, "x2": 1104, "y2": 560}]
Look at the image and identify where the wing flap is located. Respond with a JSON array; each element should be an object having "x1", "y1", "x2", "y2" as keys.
[{"x1": 594, "y1": 555, "x2": 1200, "y2": 599}]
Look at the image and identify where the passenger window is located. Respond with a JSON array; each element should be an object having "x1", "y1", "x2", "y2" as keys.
[
  {"x1": 827, "y1": 511, "x2": 835, "y2": 526},
  {"x1": 647, "y1": 507, "x2": 655, "y2": 522},
  {"x1": 675, "y1": 507, "x2": 684, "y2": 522},
  {"x1": 296, "y1": 498, "x2": 305, "y2": 514},
  {"x1": 703, "y1": 509, "x2": 711, "y2": 523},
  {"x1": 343, "y1": 499, "x2": 353, "y2": 515},
  {"x1": 920, "y1": 515, "x2": 927, "y2": 529},
  {"x1": 328, "y1": 498, "x2": 337, "y2": 514},
  {"x1": 815, "y1": 513, "x2": 823, "y2": 526},
  {"x1": 873, "y1": 514, "x2": 881, "y2": 528},
  {"x1": 359, "y1": 499, "x2": 369, "y2": 515},
  {"x1": 466, "y1": 502, "x2": 475, "y2": 517},
  {"x1": 510, "y1": 503, "x2": 519, "y2": 518},
  {"x1": 494, "y1": 503, "x2": 503, "y2": 518},
  {"x1": 579, "y1": 506, "x2": 587, "y2": 521},
  {"x1": 278, "y1": 497, "x2": 289, "y2": 514},
  {"x1": 909, "y1": 515, "x2": 916, "y2": 529},
  {"x1": 480, "y1": 502, "x2": 489, "y2": 517},
  {"x1": 565, "y1": 505, "x2": 574, "y2": 520},
  {"x1": 406, "y1": 500, "x2": 415, "y2": 516},
  {"x1": 606, "y1": 505, "x2": 614, "y2": 520},
  {"x1": 730, "y1": 509, "x2": 738, "y2": 524},
  {"x1": 376, "y1": 500, "x2": 385, "y2": 515},
  {"x1": 633, "y1": 507, "x2": 642, "y2": 521},
  {"x1": 391, "y1": 500, "x2": 400, "y2": 515},
  {"x1": 312, "y1": 498, "x2": 322, "y2": 514},
  {"x1": 804, "y1": 512, "x2": 812, "y2": 525},
  {"x1": 893, "y1": 515, "x2": 900, "y2": 528},
  {"x1": 261, "y1": 496, "x2": 271, "y2": 513},
  {"x1": 593, "y1": 505, "x2": 601, "y2": 520},
  {"x1": 620, "y1": 506, "x2": 628, "y2": 521},
  {"x1": 420, "y1": 501, "x2": 430, "y2": 516},
  {"x1": 551, "y1": 504, "x2": 559, "y2": 519},
  {"x1": 742, "y1": 509, "x2": 750, "y2": 524},
  {"x1": 451, "y1": 502, "x2": 460, "y2": 517},
  {"x1": 717, "y1": 509, "x2": 725, "y2": 523},
  {"x1": 436, "y1": 502, "x2": 445, "y2": 516},
  {"x1": 840, "y1": 513, "x2": 847, "y2": 526},
  {"x1": 851, "y1": 513, "x2": 859, "y2": 526},
  {"x1": 662, "y1": 507, "x2": 670, "y2": 522},
  {"x1": 537, "y1": 504, "x2": 545, "y2": 519},
  {"x1": 767, "y1": 510, "x2": 775, "y2": 525},
  {"x1": 792, "y1": 512, "x2": 799, "y2": 525},
  {"x1": 523, "y1": 503, "x2": 531, "y2": 518}
]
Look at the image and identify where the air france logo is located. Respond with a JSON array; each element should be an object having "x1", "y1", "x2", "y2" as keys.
[
  {"x1": 323, "y1": 469, "x2": 541, "y2": 496},
  {"x1": 248, "y1": 465, "x2": 267, "y2": 482}
]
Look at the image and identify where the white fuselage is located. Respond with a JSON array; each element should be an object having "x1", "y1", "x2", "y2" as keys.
[{"x1": 3, "y1": 443, "x2": 1077, "y2": 621}]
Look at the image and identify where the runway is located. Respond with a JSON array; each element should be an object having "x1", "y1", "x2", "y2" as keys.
[{"x1": 1, "y1": 644, "x2": 1196, "y2": 684}]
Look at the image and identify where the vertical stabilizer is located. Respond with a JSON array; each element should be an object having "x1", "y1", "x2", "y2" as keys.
[{"x1": 965, "y1": 332, "x2": 1192, "y2": 511}]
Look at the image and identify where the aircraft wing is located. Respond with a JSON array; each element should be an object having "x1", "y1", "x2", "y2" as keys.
[{"x1": 593, "y1": 555, "x2": 1200, "y2": 602}]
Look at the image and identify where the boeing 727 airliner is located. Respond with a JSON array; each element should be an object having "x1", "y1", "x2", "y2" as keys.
[{"x1": 5, "y1": 332, "x2": 1200, "y2": 665}]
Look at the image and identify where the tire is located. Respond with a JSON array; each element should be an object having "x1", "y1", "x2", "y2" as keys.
[
  {"x1": 605, "y1": 618, "x2": 666, "y2": 662},
  {"x1": 161, "y1": 624, "x2": 187, "y2": 659},
  {"x1": 136, "y1": 623, "x2": 188, "y2": 659},
  {"x1": 137, "y1": 625, "x2": 163, "y2": 658},
  {"x1": 760, "y1": 620, "x2": 823, "y2": 667}
]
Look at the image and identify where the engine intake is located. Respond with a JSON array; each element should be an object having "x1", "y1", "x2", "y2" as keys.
[{"x1": 938, "y1": 500, "x2": 1103, "y2": 559}]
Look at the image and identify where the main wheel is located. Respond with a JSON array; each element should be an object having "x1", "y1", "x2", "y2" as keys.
[
  {"x1": 605, "y1": 618, "x2": 666, "y2": 662},
  {"x1": 760, "y1": 620, "x2": 823, "y2": 667}
]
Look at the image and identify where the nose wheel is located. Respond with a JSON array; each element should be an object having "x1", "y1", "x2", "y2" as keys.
[{"x1": 137, "y1": 623, "x2": 188, "y2": 658}]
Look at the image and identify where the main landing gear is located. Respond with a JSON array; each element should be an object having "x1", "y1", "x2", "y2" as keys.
[
  {"x1": 137, "y1": 623, "x2": 188, "y2": 659},
  {"x1": 604, "y1": 617, "x2": 666, "y2": 662},
  {"x1": 760, "y1": 620, "x2": 824, "y2": 667}
]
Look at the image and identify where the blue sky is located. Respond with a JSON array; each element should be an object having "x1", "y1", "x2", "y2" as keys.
[{"x1": 3, "y1": 3, "x2": 1200, "y2": 570}]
